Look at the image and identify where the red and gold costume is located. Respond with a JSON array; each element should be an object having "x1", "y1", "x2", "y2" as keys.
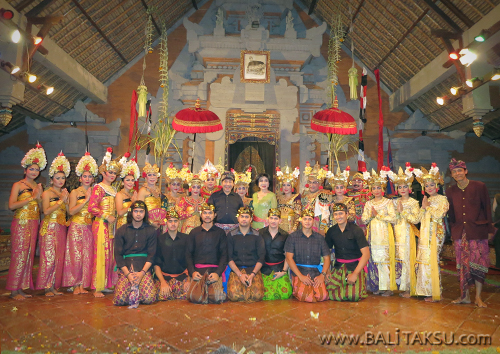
[{"x1": 276, "y1": 165, "x2": 301, "y2": 233}]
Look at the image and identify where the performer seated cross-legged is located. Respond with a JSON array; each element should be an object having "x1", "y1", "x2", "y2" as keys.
[
  {"x1": 325, "y1": 203, "x2": 370, "y2": 302},
  {"x1": 186, "y1": 203, "x2": 227, "y2": 304},
  {"x1": 154, "y1": 210, "x2": 190, "y2": 301},
  {"x1": 227, "y1": 207, "x2": 266, "y2": 302},
  {"x1": 113, "y1": 201, "x2": 157, "y2": 308},
  {"x1": 259, "y1": 208, "x2": 292, "y2": 300},
  {"x1": 285, "y1": 209, "x2": 331, "y2": 302}
]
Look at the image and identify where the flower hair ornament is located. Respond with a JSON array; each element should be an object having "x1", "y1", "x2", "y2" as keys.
[
  {"x1": 99, "y1": 147, "x2": 121, "y2": 174},
  {"x1": 21, "y1": 142, "x2": 47, "y2": 170},
  {"x1": 233, "y1": 167, "x2": 252, "y2": 186},
  {"x1": 75, "y1": 152, "x2": 98, "y2": 177},
  {"x1": 388, "y1": 163, "x2": 414, "y2": 187},
  {"x1": 49, "y1": 151, "x2": 71, "y2": 177},
  {"x1": 413, "y1": 163, "x2": 444, "y2": 189},
  {"x1": 120, "y1": 156, "x2": 140, "y2": 180}
]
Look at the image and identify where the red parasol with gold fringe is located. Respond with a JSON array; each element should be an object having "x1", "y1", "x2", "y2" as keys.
[
  {"x1": 173, "y1": 98, "x2": 222, "y2": 170},
  {"x1": 311, "y1": 97, "x2": 357, "y2": 135}
]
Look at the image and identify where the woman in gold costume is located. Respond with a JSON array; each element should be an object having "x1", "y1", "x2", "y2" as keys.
[
  {"x1": 275, "y1": 165, "x2": 302, "y2": 233},
  {"x1": 62, "y1": 152, "x2": 98, "y2": 295},
  {"x1": 176, "y1": 175, "x2": 206, "y2": 234},
  {"x1": 233, "y1": 167, "x2": 252, "y2": 207},
  {"x1": 199, "y1": 159, "x2": 221, "y2": 198},
  {"x1": 138, "y1": 162, "x2": 166, "y2": 228},
  {"x1": 115, "y1": 157, "x2": 139, "y2": 230},
  {"x1": 36, "y1": 152, "x2": 70, "y2": 296},
  {"x1": 388, "y1": 164, "x2": 421, "y2": 298},
  {"x1": 7, "y1": 143, "x2": 46, "y2": 300},
  {"x1": 361, "y1": 168, "x2": 397, "y2": 296},
  {"x1": 328, "y1": 167, "x2": 356, "y2": 226},
  {"x1": 414, "y1": 164, "x2": 449, "y2": 302},
  {"x1": 88, "y1": 147, "x2": 120, "y2": 298}
]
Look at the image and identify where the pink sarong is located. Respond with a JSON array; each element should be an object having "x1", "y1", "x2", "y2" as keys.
[
  {"x1": 36, "y1": 222, "x2": 67, "y2": 290},
  {"x1": 62, "y1": 223, "x2": 94, "y2": 288}
]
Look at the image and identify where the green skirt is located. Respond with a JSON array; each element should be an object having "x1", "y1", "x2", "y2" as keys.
[
  {"x1": 262, "y1": 271, "x2": 293, "y2": 300},
  {"x1": 326, "y1": 264, "x2": 368, "y2": 302}
]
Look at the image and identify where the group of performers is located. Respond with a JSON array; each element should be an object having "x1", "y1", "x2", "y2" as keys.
[{"x1": 7, "y1": 144, "x2": 494, "y2": 309}]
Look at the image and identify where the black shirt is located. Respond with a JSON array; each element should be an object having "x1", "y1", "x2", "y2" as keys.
[
  {"x1": 227, "y1": 227, "x2": 265, "y2": 268},
  {"x1": 284, "y1": 230, "x2": 330, "y2": 277},
  {"x1": 155, "y1": 231, "x2": 189, "y2": 281},
  {"x1": 259, "y1": 226, "x2": 289, "y2": 275},
  {"x1": 325, "y1": 222, "x2": 369, "y2": 271},
  {"x1": 114, "y1": 223, "x2": 157, "y2": 272},
  {"x1": 207, "y1": 189, "x2": 244, "y2": 224},
  {"x1": 186, "y1": 224, "x2": 228, "y2": 276}
]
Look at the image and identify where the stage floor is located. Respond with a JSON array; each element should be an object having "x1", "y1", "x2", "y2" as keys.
[{"x1": 1, "y1": 261, "x2": 500, "y2": 353}]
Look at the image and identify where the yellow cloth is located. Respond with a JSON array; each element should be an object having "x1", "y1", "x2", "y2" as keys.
[
  {"x1": 14, "y1": 190, "x2": 39, "y2": 224},
  {"x1": 70, "y1": 198, "x2": 93, "y2": 225},
  {"x1": 95, "y1": 218, "x2": 106, "y2": 292},
  {"x1": 40, "y1": 200, "x2": 66, "y2": 236}
]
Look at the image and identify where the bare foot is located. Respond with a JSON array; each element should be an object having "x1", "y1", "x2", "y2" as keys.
[
  {"x1": 399, "y1": 291, "x2": 411, "y2": 298},
  {"x1": 45, "y1": 291, "x2": 55, "y2": 297},
  {"x1": 93, "y1": 291, "x2": 105, "y2": 298},
  {"x1": 73, "y1": 287, "x2": 81, "y2": 295},
  {"x1": 51, "y1": 289, "x2": 63, "y2": 296},
  {"x1": 10, "y1": 293, "x2": 26, "y2": 301},
  {"x1": 79, "y1": 287, "x2": 89, "y2": 294},
  {"x1": 452, "y1": 297, "x2": 471, "y2": 304},
  {"x1": 424, "y1": 296, "x2": 439, "y2": 303},
  {"x1": 381, "y1": 290, "x2": 393, "y2": 297},
  {"x1": 475, "y1": 298, "x2": 487, "y2": 308},
  {"x1": 18, "y1": 289, "x2": 32, "y2": 298}
]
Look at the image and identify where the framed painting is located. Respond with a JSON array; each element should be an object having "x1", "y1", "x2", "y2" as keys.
[{"x1": 240, "y1": 50, "x2": 271, "y2": 83}]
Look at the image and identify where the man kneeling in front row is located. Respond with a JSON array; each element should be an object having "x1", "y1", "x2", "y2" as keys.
[
  {"x1": 227, "y1": 207, "x2": 266, "y2": 302},
  {"x1": 285, "y1": 209, "x2": 331, "y2": 302},
  {"x1": 325, "y1": 203, "x2": 370, "y2": 302},
  {"x1": 114, "y1": 201, "x2": 157, "y2": 308}
]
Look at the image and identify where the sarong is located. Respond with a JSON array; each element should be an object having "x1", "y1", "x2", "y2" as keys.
[
  {"x1": 215, "y1": 223, "x2": 238, "y2": 234},
  {"x1": 326, "y1": 265, "x2": 368, "y2": 301},
  {"x1": 36, "y1": 222, "x2": 66, "y2": 290},
  {"x1": 291, "y1": 275, "x2": 328, "y2": 302},
  {"x1": 262, "y1": 272, "x2": 292, "y2": 300},
  {"x1": 113, "y1": 272, "x2": 156, "y2": 306},
  {"x1": 91, "y1": 219, "x2": 117, "y2": 291},
  {"x1": 227, "y1": 269, "x2": 264, "y2": 302},
  {"x1": 454, "y1": 230, "x2": 489, "y2": 299},
  {"x1": 187, "y1": 272, "x2": 226, "y2": 304},
  {"x1": 6, "y1": 219, "x2": 38, "y2": 291},
  {"x1": 155, "y1": 270, "x2": 190, "y2": 300},
  {"x1": 62, "y1": 223, "x2": 93, "y2": 288}
]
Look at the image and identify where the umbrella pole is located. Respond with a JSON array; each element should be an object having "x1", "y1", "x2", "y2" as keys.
[{"x1": 191, "y1": 133, "x2": 197, "y2": 172}]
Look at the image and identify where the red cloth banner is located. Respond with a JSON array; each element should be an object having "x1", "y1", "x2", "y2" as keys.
[
  {"x1": 374, "y1": 69, "x2": 384, "y2": 171},
  {"x1": 129, "y1": 90, "x2": 138, "y2": 150}
]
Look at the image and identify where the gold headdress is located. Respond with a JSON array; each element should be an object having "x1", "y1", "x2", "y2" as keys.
[
  {"x1": 214, "y1": 157, "x2": 225, "y2": 180},
  {"x1": 233, "y1": 167, "x2": 252, "y2": 187},
  {"x1": 365, "y1": 168, "x2": 387, "y2": 189},
  {"x1": 413, "y1": 163, "x2": 444, "y2": 188},
  {"x1": 389, "y1": 163, "x2": 414, "y2": 187},
  {"x1": 165, "y1": 162, "x2": 192, "y2": 184},
  {"x1": 76, "y1": 152, "x2": 98, "y2": 177},
  {"x1": 301, "y1": 209, "x2": 315, "y2": 218},
  {"x1": 165, "y1": 209, "x2": 180, "y2": 220},
  {"x1": 21, "y1": 142, "x2": 47, "y2": 170},
  {"x1": 143, "y1": 162, "x2": 160, "y2": 177},
  {"x1": 120, "y1": 158, "x2": 140, "y2": 180},
  {"x1": 268, "y1": 208, "x2": 281, "y2": 218},
  {"x1": 276, "y1": 164, "x2": 300, "y2": 187},
  {"x1": 332, "y1": 203, "x2": 348, "y2": 213},
  {"x1": 189, "y1": 175, "x2": 203, "y2": 186},
  {"x1": 199, "y1": 159, "x2": 220, "y2": 182},
  {"x1": 236, "y1": 206, "x2": 253, "y2": 218},
  {"x1": 99, "y1": 147, "x2": 121, "y2": 174},
  {"x1": 329, "y1": 166, "x2": 351, "y2": 187},
  {"x1": 200, "y1": 203, "x2": 216, "y2": 212},
  {"x1": 303, "y1": 161, "x2": 331, "y2": 183},
  {"x1": 49, "y1": 151, "x2": 70, "y2": 177}
]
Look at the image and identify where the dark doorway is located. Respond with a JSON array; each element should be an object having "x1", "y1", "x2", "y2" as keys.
[{"x1": 228, "y1": 137, "x2": 276, "y2": 194}]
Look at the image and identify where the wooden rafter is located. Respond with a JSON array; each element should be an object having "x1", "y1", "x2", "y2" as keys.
[
  {"x1": 422, "y1": 0, "x2": 462, "y2": 33},
  {"x1": 15, "y1": 0, "x2": 37, "y2": 12},
  {"x1": 308, "y1": 0, "x2": 318, "y2": 15},
  {"x1": 70, "y1": 0, "x2": 128, "y2": 64},
  {"x1": 25, "y1": 0, "x2": 56, "y2": 17},
  {"x1": 440, "y1": 0, "x2": 474, "y2": 28}
]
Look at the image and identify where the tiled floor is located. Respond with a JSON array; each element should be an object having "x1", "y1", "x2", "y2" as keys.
[{"x1": 1, "y1": 268, "x2": 499, "y2": 353}]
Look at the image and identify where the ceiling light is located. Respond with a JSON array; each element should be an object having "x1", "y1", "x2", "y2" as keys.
[
  {"x1": 450, "y1": 87, "x2": 460, "y2": 95},
  {"x1": 1, "y1": 61, "x2": 20, "y2": 74},
  {"x1": 33, "y1": 36, "x2": 42, "y2": 45},
  {"x1": 0, "y1": 9, "x2": 14, "y2": 20},
  {"x1": 11, "y1": 29, "x2": 21, "y2": 43},
  {"x1": 449, "y1": 52, "x2": 459, "y2": 60},
  {"x1": 436, "y1": 96, "x2": 446, "y2": 105},
  {"x1": 492, "y1": 69, "x2": 500, "y2": 81},
  {"x1": 474, "y1": 30, "x2": 489, "y2": 43},
  {"x1": 46, "y1": 86, "x2": 54, "y2": 95},
  {"x1": 27, "y1": 73, "x2": 37, "y2": 83},
  {"x1": 459, "y1": 48, "x2": 477, "y2": 67},
  {"x1": 11, "y1": 65, "x2": 20, "y2": 74}
]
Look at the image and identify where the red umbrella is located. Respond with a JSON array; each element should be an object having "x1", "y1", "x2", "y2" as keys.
[
  {"x1": 311, "y1": 98, "x2": 357, "y2": 134},
  {"x1": 173, "y1": 98, "x2": 222, "y2": 170}
]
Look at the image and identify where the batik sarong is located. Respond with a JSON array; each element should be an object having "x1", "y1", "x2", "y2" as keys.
[
  {"x1": 113, "y1": 272, "x2": 156, "y2": 306},
  {"x1": 262, "y1": 272, "x2": 292, "y2": 300},
  {"x1": 227, "y1": 269, "x2": 264, "y2": 302}
]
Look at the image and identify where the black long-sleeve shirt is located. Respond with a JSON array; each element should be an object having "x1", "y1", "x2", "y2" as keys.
[
  {"x1": 114, "y1": 223, "x2": 157, "y2": 272},
  {"x1": 207, "y1": 190, "x2": 243, "y2": 224},
  {"x1": 325, "y1": 222, "x2": 368, "y2": 271},
  {"x1": 227, "y1": 227, "x2": 265, "y2": 268},
  {"x1": 186, "y1": 225, "x2": 228, "y2": 276},
  {"x1": 154, "y1": 231, "x2": 189, "y2": 281},
  {"x1": 259, "y1": 226, "x2": 289, "y2": 275}
]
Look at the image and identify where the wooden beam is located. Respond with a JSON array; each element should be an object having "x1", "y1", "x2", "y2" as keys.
[
  {"x1": 351, "y1": 0, "x2": 365, "y2": 23},
  {"x1": 140, "y1": 0, "x2": 161, "y2": 35},
  {"x1": 70, "y1": 0, "x2": 128, "y2": 64},
  {"x1": 12, "y1": 104, "x2": 53, "y2": 122},
  {"x1": 308, "y1": 0, "x2": 318, "y2": 15},
  {"x1": 15, "y1": 0, "x2": 36, "y2": 12},
  {"x1": 25, "y1": 0, "x2": 56, "y2": 17},
  {"x1": 422, "y1": 0, "x2": 462, "y2": 33},
  {"x1": 440, "y1": 0, "x2": 474, "y2": 28},
  {"x1": 191, "y1": 0, "x2": 198, "y2": 11}
]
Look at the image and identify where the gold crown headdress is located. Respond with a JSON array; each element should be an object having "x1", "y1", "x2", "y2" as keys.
[
  {"x1": 49, "y1": 151, "x2": 71, "y2": 177},
  {"x1": 76, "y1": 152, "x2": 98, "y2": 177},
  {"x1": 303, "y1": 161, "x2": 331, "y2": 183},
  {"x1": 200, "y1": 203, "x2": 216, "y2": 212},
  {"x1": 214, "y1": 157, "x2": 225, "y2": 180},
  {"x1": 99, "y1": 147, "x2": 121, "y2": 174},
  {"x1": 189, "y1": 174, "x2": 203, "y2": 186},
  {"x1": 165, "y1": 209, "x2": 180, "y2": 220},
  {"x1": 143, "y1": 162, "x2": 160, "y2": 177},
  {"x1": 388, "y1": 163, "x2": 414, "y2": 187},
  {"x1": 329, "y1": 166, "x2": 351, "y2": 187},
  {"x1": 199, "y1": 159, "x2": 220, "y2": 182},
  {"x1": 268, "y1": 208, "x2": 281, "y2": 217},
  {"x1": 365, "y1": 168, "x2": 388, "y2": 188},
  {"x1": 165, "y1": 162, "x2": 192, "y2": 184},
  {"x1": 233, "y1": 167, "x2": 252, "y2": 186},
  {"x1": 21, "y1": 142, "x2": 47, "y2": 170},
  {"x1": 413, "y1": 163, "x2": 444, "y2": 188},
  {"x1": 236, "y1": 206, "x2": 253, "y2": 218},
  {"x1": 301, "y1": 208, "x2": 315, "y2": 218},
  {"x1": 332, "y1": 203, "x2": 348, "y2": 213},
  {"x1": 276, "y1": 164, "x2": 300, "y2": 186},
  {"x1": 120, "y1": 157, "x2": 140, "y2": 180}
]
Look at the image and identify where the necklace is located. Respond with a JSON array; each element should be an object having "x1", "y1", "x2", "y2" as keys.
[{"x1": 458, "y1": 179, "x2": 469, "y2": 191}]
